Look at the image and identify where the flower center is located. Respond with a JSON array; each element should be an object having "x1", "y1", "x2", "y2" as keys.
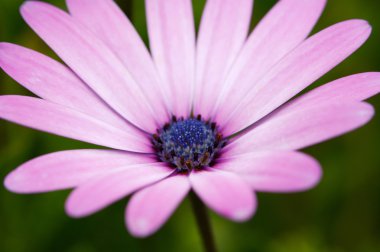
[{"x1": 152, "y1": 115, "x2": 226, "y2": 172}]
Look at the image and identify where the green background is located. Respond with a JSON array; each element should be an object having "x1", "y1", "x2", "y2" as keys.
[{"x1": 1, "y1": 0, "x2": 380, "y2": 251}]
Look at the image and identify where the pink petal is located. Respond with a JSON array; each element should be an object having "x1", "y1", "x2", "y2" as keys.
[
  {"x1": 65, "y1": 164, "x2": 173, "y2": 217},
  {"x1": 225, "y1": 102, "x2": 374, "y2": 155},
  {"x1": 66, "y1": 0, "x2": 169, "y2": 125},
  {"x1": 21, "y1": 1, "x2": 162, "y2": 132},
  {"x1": 126, "y1": 175, "x2": 190, "y2": 237},
  {"x1": 145, "y1": 0, "x2": 195, "y2": 117},
  {"x1": 217, "y1": 20, "x2": 371, "y2": 135},
  {"x1": 283, "y1": 72, "x2": 380, "y2": 111},
  {"x1": 0, "y1": 42, "x2": 144, "y2": 135},
  {"x1": 189, "y1": 169, "x2": 256, "y2": 221},
  {"x1": 212, "y1": 0, "x2": 326, "y2": 120},
  {"x1": 4, "y1": 149, "x2": 155, "y2": 193},
  {"x1": 0, "y1": 95, "x2": 151, "y2": 152},
  {"x1": 193, "y1": 0, "x2": 253, "y2": 118},
  {"x1": 218, "y1": 151, "x2": 322, "y2": 193}
]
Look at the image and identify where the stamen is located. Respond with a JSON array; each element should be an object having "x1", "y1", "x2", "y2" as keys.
[{"x1": 152, "y1": 116, "x2": 226, "y2": 172}]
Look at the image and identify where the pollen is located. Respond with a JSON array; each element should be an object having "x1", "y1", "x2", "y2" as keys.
[{"x1": 152, "y1": 115, "x2": 226, "y2": 172}]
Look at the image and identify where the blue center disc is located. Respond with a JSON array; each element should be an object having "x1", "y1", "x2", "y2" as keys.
[{"x1": 152, "y1": 117, "x2": 225, "y2": 172}]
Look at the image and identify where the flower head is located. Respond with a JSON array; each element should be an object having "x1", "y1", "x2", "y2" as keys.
[{"x1": 0, "y1": 0, "x2": 379, "y2": 238}]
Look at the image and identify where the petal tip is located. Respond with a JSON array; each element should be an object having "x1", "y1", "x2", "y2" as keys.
[
  {"x1": 230, "y1": 206, "x2": 255, "y2": 222},
  {"x1": 228, "y1": 190, "x2": 257, "y2": 222},
  {"x1": 3, "y1": 172, "x2": 17, "y2": 192},
  {"x1": 127, "y1": 218, "x2": 153, "y2": 238},
  {"x1": 20, "y1": 0, "x2": 37, "y2": 14},
  {"x1": 337, "y1": 19, "x2": 372, "y2": 38},
  {"x1": 353, "y1": 19, "x2": 372, "y2": 37},
  {"x1": 20, "y1": 0, "x2": 56, "y2": 20},
  {"x1": 64, "y1": 197, "x2": 88, "y2": 219},
  {"x1": 359, "y1": 103, "x2": 375, "y2": 122},
  {"x1": 3, "y1": 170, "x2": 26, "y2": 194},
  {"x1": 286, "y1": 153, "x2": 323, "y2": 192},
  {"x1": 305, "y1": 159, "x2": 323, "y2": 190}
]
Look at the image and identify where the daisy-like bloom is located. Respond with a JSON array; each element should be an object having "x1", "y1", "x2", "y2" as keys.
[{"x1": 1, "y1": 0, "x2": 379, "y2": 238}]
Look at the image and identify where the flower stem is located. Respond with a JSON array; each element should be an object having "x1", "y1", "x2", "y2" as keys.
[{"x1": 190, "y1": 191, "x2": 218, "y2": 252}]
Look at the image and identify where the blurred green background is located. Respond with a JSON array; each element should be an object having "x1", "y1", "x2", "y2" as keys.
[{"x1": 1, "y1": 0, "x2": 380, "y2": 251}]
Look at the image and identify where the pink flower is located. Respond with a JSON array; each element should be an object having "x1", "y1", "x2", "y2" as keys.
[{"x1": 0, "y1": 0, "x2": 379, "y2": 238}]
